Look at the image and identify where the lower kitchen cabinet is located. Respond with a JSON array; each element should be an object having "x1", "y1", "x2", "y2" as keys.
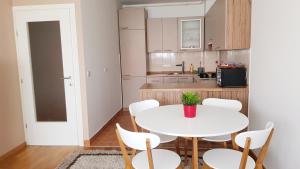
[{"x1": 122, "y1": 76, "x2": 146, "y2": 108}]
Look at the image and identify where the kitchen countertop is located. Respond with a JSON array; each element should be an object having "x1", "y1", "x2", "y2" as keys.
[
  {"x1": 140, "y1": 79, "x2": 248, "y2": 91},
  {"x1": 147, "y1": 72, "x2": 196, "y2": 77}
]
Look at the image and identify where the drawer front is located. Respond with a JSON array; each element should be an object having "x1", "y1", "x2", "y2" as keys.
[
  {"x1": 178, "y1": 77, "x2": 194, "y2": 83},
  {"x1": 147, "y1": 77, "x2": 163, "y2": 84},
  {"x1": 163, "y1": 77, "x2": 178, "y2": 83}
]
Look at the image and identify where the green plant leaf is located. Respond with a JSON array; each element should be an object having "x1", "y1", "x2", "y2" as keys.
[{"x1": 181, "y1": 92, "x2": 202, "y2": 105}]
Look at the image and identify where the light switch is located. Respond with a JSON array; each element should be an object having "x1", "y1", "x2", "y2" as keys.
[{"x1": 87, "y1": 71, "x2": 91, "y2": 77}]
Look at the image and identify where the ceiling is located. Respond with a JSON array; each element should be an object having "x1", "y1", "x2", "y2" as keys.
[{"x1": 120, "y1": 0, "x2": 203, "y2": 5}]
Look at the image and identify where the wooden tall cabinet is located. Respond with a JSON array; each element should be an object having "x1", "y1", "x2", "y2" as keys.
[
  {"x1": 119, "y1": 8, "x2": 147, "y2": 108},
  {"x1": 205, "y1": 0, "x2": 251, "y2": 50}
]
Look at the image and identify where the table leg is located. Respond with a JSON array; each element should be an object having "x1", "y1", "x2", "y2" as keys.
[
  {"x1": 192, "y1": 137, "x2": 198, "y2": 169},
  {"x1": 231, "y1": 133, "x2": 238, "y2": 150}
]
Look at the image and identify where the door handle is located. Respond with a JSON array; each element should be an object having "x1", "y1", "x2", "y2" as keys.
[{"x1": 61, "y1": 76, "x2": 72, "y2": 80}]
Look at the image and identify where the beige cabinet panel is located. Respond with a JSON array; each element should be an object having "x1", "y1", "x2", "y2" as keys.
[
  {"x1": 120, "y1": 30, "x2": 146, "y2": 76},
  {"x1": 162, "y1": 18, "x2": 178, "y2": 52},
  {"x1": 147, "y1": 77, "x2": 163, "y2": 84},
  {"x1": 178, "y1": 76, "x2": 194, "y2": 83},
  {"x1": 147, "y1": 18, "x2": 163, "y2": 52},
  {"x1": 163, "y1": 77, "x2": 178, "y2": 83},
  {"x1": 122, "y1": 76, "x2": 146, "y2": 108},
  {"x1": 119, "y1": 8, "x2": 145, "y2": 30},
  {"x1": 205, "y1": 0, "x2": 251, "y2": 50}
]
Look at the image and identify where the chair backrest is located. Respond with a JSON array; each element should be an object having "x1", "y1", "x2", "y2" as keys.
[
  {"x1": 202, "y1": 98, "x2": 242, "y2": 112},
  {"x1": 235, "y1": 122, "x2": 274, "y2": 149},
  {"x1": 116, "y1": 123, "x2": 160, "y2": 151},
  {"x1": 129, "y1": 100, "x2": 159, "y2": 117}
]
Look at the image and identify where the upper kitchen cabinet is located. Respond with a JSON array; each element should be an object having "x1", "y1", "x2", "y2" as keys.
[
  {"x1": 178, "y1": 17, "x2": 204, "y2": 51},
  {"x1": 119, "y1": 8, "x2": 146, "y2": 30},
  {"x1": 205, "y1": 0, "x2": 251, "y2": 50},
  {"x1": 147, "y1": 18, "x2": 163, "y2": 52},
  {"x1": 147, "y1": 18, "x2": 178, "y2": 53},
  {"x1": 162, "y1": 18, "x2": 178, "y2": 52}
]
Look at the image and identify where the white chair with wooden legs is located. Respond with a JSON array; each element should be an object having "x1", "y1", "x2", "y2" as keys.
[
  {"x1": 201, "y1": 98, "x2": 243, "y2": 147},
  {"x1": 129, "y1": 100, "x2": 178, "y2": 145},
  {"x1": 116, "y1": 123, "x2": 182, "y2": 169},
  {"x1": 203, "y1": 122, "x2": 274, "y2": 169}
]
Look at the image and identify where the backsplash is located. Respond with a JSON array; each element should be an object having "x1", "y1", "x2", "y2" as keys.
[
  {"x1": 219, "y1": 49, "x2": 250, "y2": 70},
  {"x1": 148, "y1": 51, "x2": 220, "y2": 72}
]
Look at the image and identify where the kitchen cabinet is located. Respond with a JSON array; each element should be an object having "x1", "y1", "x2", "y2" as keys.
[
  {"x1": 205, "y1": 0, "x2": 251, "y2": 50},
  {"x1": 147, "y1": 77, "x2": 163, "y2": 84},
  {"x1": 178, "y1": 76, "x2": 194, "y2": 83},
  {"x1": 120, "y1": 29, "x2": 146, "y2": 76},
  {"x1": 119, "y1": 8, "x2": 146, "y2": 30},
  {"x1": 147, "y1": 18, "x2": 163, "y2": 52},
  {"x1": 163, "y1": 77, "x2": 178, "y2": 83},
  {"x1": 147, "y1": 18, "x2": 178, "y2": 53},
  {"x1": 178, "y1": 17, "x2": 204, "y2": 51},
  {"x1": 162, "y1": 18, "x2": 178, "y2": 52},
  {"x1": 122, "y1": 76, "x2": 146, "y2": 108}
]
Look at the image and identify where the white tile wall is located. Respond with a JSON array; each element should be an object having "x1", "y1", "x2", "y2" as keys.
[
  {"x1": 148, "y1": 51, "x2": 220, "y2": 72},
  {"x1": 219, "y1": 49, "x2": 250, "y2": 70},
  {"x1": 148, "y1": 49, "x2": 250, "y2": 73}
]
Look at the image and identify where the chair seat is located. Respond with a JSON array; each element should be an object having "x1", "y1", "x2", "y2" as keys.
[
  {"x1": 132, "y1": 149, "x2": 181, "y2": 169},
  {"x1": 203, "y1": 149, "x2": 256, "y2": 169},
  {"x1": 150, "y1": 131, "x2": 177, "y2": 143},
  {"x1": 202, "y1": 135, "x2": 232, "y2": 142}
]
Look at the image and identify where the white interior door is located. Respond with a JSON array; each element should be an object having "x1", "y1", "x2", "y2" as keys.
[{"x1": 13, "y1": 5, "x2": 81, "y2": 145}]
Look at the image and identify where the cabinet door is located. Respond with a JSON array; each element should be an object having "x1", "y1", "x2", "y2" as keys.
[
  {"x1": 163, "y1": 77, "x2": 178, "y2": 83},
  {"x1": 147, "y1": 77, "x2": 163, "y2": 84},
  {"x1": 120, "y1": 30, "x2": 146, "y2": 76},
  {"x1": 119, "y1": 8, "x2": 145, "y2": 30},
  {"x1": 147, "y1": 18, "x2": 163, "y2": 52},
  {"x1": 162, "y1": 18, "x2": 178, "y2": 52},
  {"x1": 178, "y1": 17, "x2": 204, "y2": 51},
  {"x1": 178, "y1": 77, "x2": 194, "y2": 83},
  {"x1": 122, "y1": 76, "x2": 146, "y2": 108},
  {"x1": 205, "y1": 0, "x2": 226, "y2": 50}
]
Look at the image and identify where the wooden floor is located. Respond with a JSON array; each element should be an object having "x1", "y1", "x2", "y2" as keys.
[{"x1": 0, "y1": 111, "x2": 224, "y2": 169}]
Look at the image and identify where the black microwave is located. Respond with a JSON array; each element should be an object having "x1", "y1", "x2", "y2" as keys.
[{"x1": 217, "y1": 67, "x2": 247, "y2": 87}]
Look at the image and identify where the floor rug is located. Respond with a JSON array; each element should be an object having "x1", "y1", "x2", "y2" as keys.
[{"x1": 56, "y1": 150, "x2": 202, "y2": 169}]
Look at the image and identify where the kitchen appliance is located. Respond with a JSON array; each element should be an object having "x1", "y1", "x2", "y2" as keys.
[{"x1": 217, "y1": 67, "x2": 247, "y2": 87}]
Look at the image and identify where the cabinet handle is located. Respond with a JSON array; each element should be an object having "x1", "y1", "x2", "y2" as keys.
[{"x1": 121, "y1": 27, "x2": 128, "y2": 30}]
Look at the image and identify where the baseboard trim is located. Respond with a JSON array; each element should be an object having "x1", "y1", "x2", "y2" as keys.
[
  {"x1": 84, "y1": 109, "x2": 123, "y2": 147},
  {"x1": 0, "y1": 142, "x2": 27, "y2": 160}
]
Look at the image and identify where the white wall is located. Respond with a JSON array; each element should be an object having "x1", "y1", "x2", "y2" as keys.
[
  {"x1": 0, "y1": 0, "x2": 25, "y2": 156},
  {"x1": 124, "y1": 2, "x2": 204, "y2": 18},
  {"x1": 80, "y1": 0, "x2": 122, "y2": 138},
  {"x1": 249, "y1": 0, "x2": 300, "y2": 168}
]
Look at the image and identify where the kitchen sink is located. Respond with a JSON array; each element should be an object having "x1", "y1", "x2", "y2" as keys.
[{"x1": 167, "y1": 72, "x2": 183, "y2": 75}]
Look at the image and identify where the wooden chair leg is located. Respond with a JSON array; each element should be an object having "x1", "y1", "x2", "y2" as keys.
[
  {"x1": 176, "y1": 138, "x2": 180, "y2": 155},
  {"x1": 184, "y1": 139, "x2": 189, "y2": 166},
  {"x1": 231, "y1": 133, "x2": 239, "y2": 150},
  {"x1": 223, "y1": 141, "x2": 228, "y2": 148}
]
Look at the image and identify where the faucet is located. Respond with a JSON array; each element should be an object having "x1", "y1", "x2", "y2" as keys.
[{"x1": 176, "y1": 61, "x2": 185, "y2": 74}]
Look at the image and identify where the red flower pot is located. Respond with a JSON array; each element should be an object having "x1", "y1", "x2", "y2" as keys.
[{"x1": 183, "y1": 105, "x2": 197, "y2": 118}]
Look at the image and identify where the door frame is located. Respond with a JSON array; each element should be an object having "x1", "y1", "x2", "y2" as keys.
[{"x1": 13, "y1": 4, "x2": 84, "y2": 146}]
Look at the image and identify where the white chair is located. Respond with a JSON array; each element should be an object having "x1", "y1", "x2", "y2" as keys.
[
  {"x1": 203, "y1": 122, "x2": 274, "y2": 169},
  {"x1": 129, "y1": 100, "x2": 178, "y2": 144},
  {"x1": 116, "y1": 123, "x2": 182, "y2": 169},
  {"x1": 201, "y1": 98, "x2": 243, "y2": 147}
]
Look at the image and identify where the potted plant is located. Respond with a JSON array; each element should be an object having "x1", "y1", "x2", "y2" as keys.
[{"x1": 181, "y1": 92, "x2": 201, "y2": 118}]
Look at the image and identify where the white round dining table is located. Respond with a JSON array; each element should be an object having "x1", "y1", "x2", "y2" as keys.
[{"x1": 135, "y1": 104, "x2": 249, "y2": 169}]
